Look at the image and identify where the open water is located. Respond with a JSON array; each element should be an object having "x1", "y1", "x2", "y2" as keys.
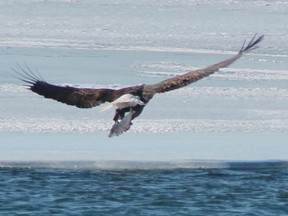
[{"x1": 1, "y1": 165, "x2": 288, "y2": 216}]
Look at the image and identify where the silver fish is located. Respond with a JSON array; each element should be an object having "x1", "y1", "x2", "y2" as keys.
[{"x1": 109, "y1": 111, "x2": 134, "y2": 137}]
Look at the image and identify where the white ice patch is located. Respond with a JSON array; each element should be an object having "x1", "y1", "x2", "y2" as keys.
[
  {"x1": 2, "y1": 160, "x2": 288, "y2": 170},
  {"x1": 0, "y1": 0, "x2": 287, "y2": 56},
  {"x1": 0, "y1": 84, "x2": 28, "y2": 93},
  {"x1": 167, "y1": 86, "x2": 288, "y2": 99},
  {"x1": 1, "y1": 117, "x2": 287, "y2": 134},
  {"x1": 135, "y1": 61, "x2": 288, "y2": 82}
]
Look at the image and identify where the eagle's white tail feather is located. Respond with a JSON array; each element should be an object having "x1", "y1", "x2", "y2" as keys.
[
  {"x1": 99, "y1": 103, "x2": 114, "y2": 112},
  {"x1": 99, "y1": 94, "x2": 145, "y2": 112}
]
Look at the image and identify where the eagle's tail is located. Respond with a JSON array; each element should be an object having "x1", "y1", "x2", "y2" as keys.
[{"x1": 99, "y1": 103, "x2": 114, "y2": 112}]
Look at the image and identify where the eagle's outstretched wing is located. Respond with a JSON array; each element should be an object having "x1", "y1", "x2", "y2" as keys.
[
  {"x1": 14, "y1": 65, "x2": 144, "y2": 108},
  {"x1": 143, "y1": 34, "x2": 264, "y2": 95},
  {"x1": 14, "y1": 34, "x2": 264, "y2": 137}
]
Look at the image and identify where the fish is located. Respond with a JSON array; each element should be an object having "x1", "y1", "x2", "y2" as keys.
[{"x1": 109, "y1": 111, "x2": 135, "y2": 137}]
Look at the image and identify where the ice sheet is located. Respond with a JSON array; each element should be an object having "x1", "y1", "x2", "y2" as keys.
[{"x1": 0, "y1": 0, "x2": 287, "y2": 162}]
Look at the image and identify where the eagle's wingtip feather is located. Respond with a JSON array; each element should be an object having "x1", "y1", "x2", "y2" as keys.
[{"x1": 239, "y1": 34, "x2": 264, "y2": 54}]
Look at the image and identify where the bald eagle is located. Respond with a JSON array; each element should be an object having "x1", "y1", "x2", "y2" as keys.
[{"x1": 15, "y1": 35, "x2": 264, "y2": 137}]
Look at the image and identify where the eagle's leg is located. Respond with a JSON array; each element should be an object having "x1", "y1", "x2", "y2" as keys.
[
  {"x1": 113, "y1": 107, "x2": 130, "y2": 122},
  {"x1": 131, "y1": 105, "x2": 145, "y2": 120},
  {"x1": 113, "y1": 105, "x2": 145, "y2": 123}
]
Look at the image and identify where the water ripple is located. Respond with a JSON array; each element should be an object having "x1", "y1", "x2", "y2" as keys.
[{"x1": 1, "y1": 167, "x2": 288, "y2": 215}]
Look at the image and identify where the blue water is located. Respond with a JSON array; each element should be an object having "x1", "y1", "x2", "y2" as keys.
[
  {"x1": 1, "y1": 1, "x2": 288, "y2": 215},
  {"x1": 1, "y1": 165, "x2": 288, "y2": 215}
]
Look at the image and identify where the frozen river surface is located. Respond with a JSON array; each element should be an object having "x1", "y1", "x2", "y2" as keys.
[{"x1": 0, "y1": 0, "x2": 287, "y2": 165}]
